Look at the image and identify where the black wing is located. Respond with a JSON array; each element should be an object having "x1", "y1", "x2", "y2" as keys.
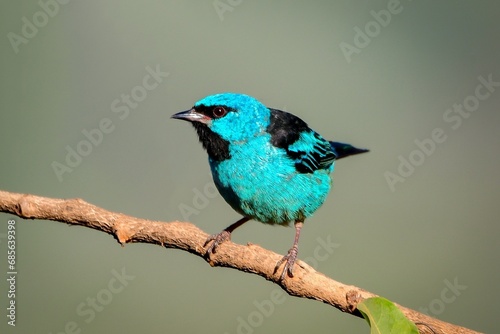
[{"x1": 267, "y1": 109, "x2": 336, "y2": 173}]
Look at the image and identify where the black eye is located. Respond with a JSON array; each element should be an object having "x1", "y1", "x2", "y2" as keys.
[{"x1": 212, "y1": 106, "x2": 227, "y2": 118}]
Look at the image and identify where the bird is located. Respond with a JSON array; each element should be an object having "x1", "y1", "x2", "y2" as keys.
[{"x1": 172, "y1": 93, "x2": 368, "y2": 280}]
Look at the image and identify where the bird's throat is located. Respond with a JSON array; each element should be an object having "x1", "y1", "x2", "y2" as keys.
[{"x1": 192, "y1": 122, "x2": 231, "y2": 161}]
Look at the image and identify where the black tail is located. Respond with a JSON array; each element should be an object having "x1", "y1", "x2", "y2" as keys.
[{"x1": 330, "y1": 141, "x2": 369, "y2": 160}]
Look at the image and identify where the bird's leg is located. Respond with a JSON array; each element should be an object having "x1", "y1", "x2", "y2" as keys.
[
  {"x1": 274, "y1": 221, "x2": 303, "y2": 280},
  {"x1": 204, "y1": 217, "x2": 250, "y2": 255}
]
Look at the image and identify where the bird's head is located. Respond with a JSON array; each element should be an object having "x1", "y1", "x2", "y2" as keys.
[
  {"x1": 172, "y1": 93, "x2": 270, "y2": 141},
  {"x1": 172, "y1": 93, "x2": 271, "y2": 160}
]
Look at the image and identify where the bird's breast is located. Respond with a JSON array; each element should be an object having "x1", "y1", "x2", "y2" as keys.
[{"x1": 209, "y1": 136, "x2": 332, "y2": 225}]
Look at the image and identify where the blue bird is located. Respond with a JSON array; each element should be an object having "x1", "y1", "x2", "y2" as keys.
[{"x1": 172, "y1": 93, "x2": 368, "y2": 280}]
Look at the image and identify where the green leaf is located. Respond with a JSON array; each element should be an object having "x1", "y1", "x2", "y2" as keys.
[{"x1": 358, "y1": 297, "x2": 419, "y2": 334}]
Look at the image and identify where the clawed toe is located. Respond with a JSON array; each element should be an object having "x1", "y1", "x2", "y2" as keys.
[
  {"x1": 204, "y1": 230, "x2": 231, "y2": 255},
  {"x1": 204, "y1": 217, "x2": 250, "y2": 256},
  {"x1": 274, "y1": 246, "x2": 298, "y2": 280}
]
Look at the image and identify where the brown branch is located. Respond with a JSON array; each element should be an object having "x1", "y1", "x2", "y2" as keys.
[{"x1": 0, "y1": 190, "x2": 481, "y2": 334}]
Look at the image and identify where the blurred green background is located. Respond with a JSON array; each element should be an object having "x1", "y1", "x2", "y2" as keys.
[{"x1": 1, "y1": 1, "x2": 499, "y2": 333}]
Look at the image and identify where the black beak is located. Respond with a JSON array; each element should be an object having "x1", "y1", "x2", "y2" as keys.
[{"x1": 171, "y1": 109, "x2": 211, "y2": 124}]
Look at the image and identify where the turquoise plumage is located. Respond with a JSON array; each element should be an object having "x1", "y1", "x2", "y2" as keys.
[{"x1": 172, "y1": 93, "x2": 367, "y2": 279}]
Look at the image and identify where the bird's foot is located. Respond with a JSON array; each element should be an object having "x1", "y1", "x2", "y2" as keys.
[
  {"x1": 203, "y1": 217, "x2": 250, "y2": 256},
  {"x1": 204, "y1": 230, "x2": 231, "y2": 255},
  {"x1": 274, "y1": 245, "x2": 298, "y2": 280}
]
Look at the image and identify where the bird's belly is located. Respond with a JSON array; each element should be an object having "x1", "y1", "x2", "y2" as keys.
[{"x1": 210, "y1": 146, "x2": 332, "y2": 225}]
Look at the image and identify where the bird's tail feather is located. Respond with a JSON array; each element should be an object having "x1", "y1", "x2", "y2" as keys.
[{"x1": 330, "y1": 141, "x2": 369, "y2": 160}]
